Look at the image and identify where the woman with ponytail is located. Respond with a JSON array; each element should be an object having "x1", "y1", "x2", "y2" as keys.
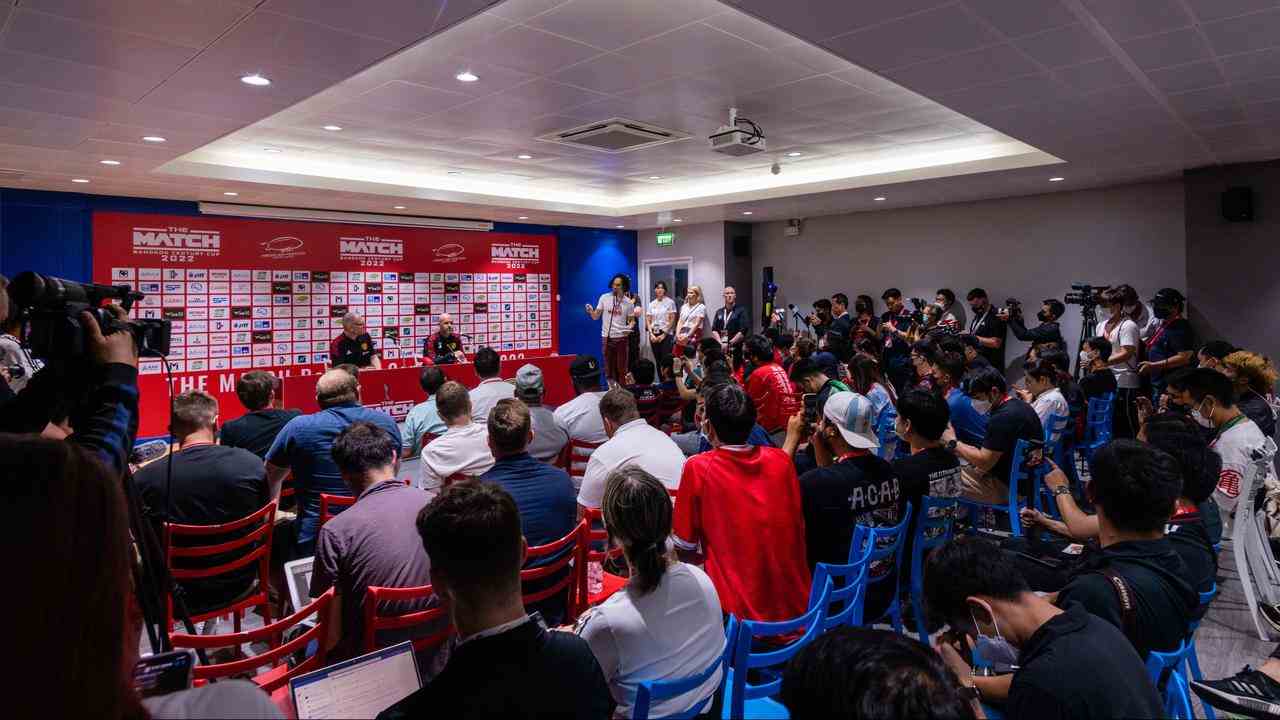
[{"x1": 574, "y1": 466, "x2": 724, "y2": 718}]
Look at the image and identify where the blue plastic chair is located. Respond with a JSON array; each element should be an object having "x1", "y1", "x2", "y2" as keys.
[
  {"x1": 809, "y1": 558, "x2": 870, "y2": 632},
  {"x1": 1038, "y1": 413, "x2": 1071, "y2": 518},
  {"x1": 721, "y1": 580, "x2": 832, "y2": 719},
  {"x1": 956, "y1": 440, "x2": 1045, "y2": 537},
  {"x1": 876, "y1": 406, "x2": 899, "y2": 461},
  {"x1": 850, "y1": 502, "x2": 914, "y2": 633},
  {"x1": 1185, "y1": 585, "x2": 1218, "y2": 720},
  {"x1": 909, "y1": 496, "x2": 960, "y2": 642},
  {"x1": 1146, "y1": 640, "x2": 1195, "y2": 719},
  {"x1": 634, "y1": 616, "x2": 737, "y2": 720},
  {"x1": 1075, "y1": 392, "x2": 1115, "y2": 476}
]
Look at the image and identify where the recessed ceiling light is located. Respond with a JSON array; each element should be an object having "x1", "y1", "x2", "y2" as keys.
[
  {"x1": 141, "y1": 136, "x2": 167, "y2": 143},
  {"x1": 648, "y1": 175, "x2": 662, "y2": 180},
  {"x1": 322, "y1": 124, "x2": 343, "y2": 132},
  {"x1": 673, "y1": 218, "x2": 683, "y2": 222},
  {"x1": 786, "y1": 152, "x2": 803, "y2": 157},
  {"x1": 455, "y1": 70, "x2": 479, "y2": 83},
  {"x1": 99, "y1": 159, "x2": 121, "y2": 166},
  {"x1": 71, "y1": 178, "x2": 90, "y2": 183},
  {"x1": 223, "y1": 191, "x2": 239, "y2": 196},
  {"x1": 615, "y1": 225, "x2": 625, "y2": 229},
  {"x1": 1049, "y1": 176, "x2": 1065, "y2": 182},
  {"x1": 447, "y1": 170, "x2": 462, "y2": 175},
  {"x1": 393, "y1": 205, "x2": 406, "y2": 210},
  {"x1": 263, "y1": 147, "x2": 282, "y2": 153},
  {"x1": 518, "y1": 216, "x2": 529, "y2": 220},
  {"x1": 741, "y1": 211, "x2": 753, "y2": 215},
  {"x1": 240, "y1": 73, "x2": 271, "y2": 86},
  {"x1": 516, "y1": 154, "x2": 533, "y2": 160},
  {"x1": 874, "y1": 196, "x2": 886, "y2": 201}
]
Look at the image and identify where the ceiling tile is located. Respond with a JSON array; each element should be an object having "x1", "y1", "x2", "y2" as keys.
[
  {"x1": 616, "y1": 23, "x2": 764, "y2": 77},
  {"x1": 612, "y1": 75, "x2": 734, "y2": 119},
  {"x1": 702, "y1": 10, "x2": 798, "y2": 49},
  {"x1": 1078, "y1": 0, "x2": 1194, "y2": 41},
  {"x1": 1249, "y1": 97, "x2": 1280, "y2": 119},
  {"x1": 933, "y1": 73, "x2": 1073, "y2": 114},
  {"x1": 485, "y1": 0, "x2": 570, "y2": 22},
  {"x1": 1220, "y1": 46, "x2": 1280, "y2": 83},
  {"x1": 355, "y1": 81, "x2": 474, "y2": 115},
  {"x1": 0, "y1": 105, "x2": 104, "y2": 137},
  {"x1": 526, "y1": 0, "x2": 724, "y2": 51},
  {"x1": 884, "y1": 43, "x2": 1040, "y2": 94},
  {"x1": 1195, "y1": 122, "x2": 1263, "y2": 150},
  {"x1": 828, "y1": 65, "x2": 902, "y2": 93},
  {"x1": 1235, "y1": 75, "x2": 1280, "y2": 104},
  {"x1": 1053, "y1": 57, "x2": 1136, "y2": 92},
  {"x1": 771, "y1": 41, "x2": 852, "y2": 73},
  {"x1": 499, "y1": 78, "x2": 612, "y2": 116},
  {"x1": 1120, "y1": 28, "x2": 1211, "y2": 70},
  {"x1": 689, "y1": 57, "x2": 820, "y2": 98},
  {"x1": 1201, "y1": 7, "x2": 1280, "y2": 55},
  {"x1": 821, "y1": 4, "x2": 1003, "y2": 71},
  {"x1": 402, "y1": 58, "x2": 534, "y2": 98},
  {"x1": 208, "y1": 11, "x2": 401, "y2": 79},
  {"x1": 3, "y1": 9, "x2": 198, "y2": 78},
  {"x1": 792, "y1": 89, "x2": 926, "y2": 118},
  {"x1": 1167, "y1": 84, "x2": 1240, "y2": 115},
  {"x1": 21, "y1": 0, "x2": 254, "y2": 47},
  {"x1": 551, "y1": 53, "x2": 681, "y2": 94},
  {"x1": 264, "y1": 0, "x2": 491, "y2": 45},
  {"x1": 1185, "y1": 0, "x2": 1280, "y2": 23},
  {"x1": 1181, "y1": 105, "x2": 1248, "y2": 128},
  {"x1": 961, "y1": 0, "x2": 1077, "y2": 37},
  {"x1": 1012, "y1": 24, "x2": 1109, "y2": 68},
  {"x1": 474, "y1": 25, "x2": 603, "y2": 75},
  {"x1": 1146, "y1": 61, "x2": 1227, "y2": 93},
  {"x1": 0, "y1": 50, "x2": 158, "y2": 101},
  {"x1": 141, "y1": 58, "x2": 342, "y2": 122},
  {"x1": 737, "y1": 75, "x2": 867, "y2": 113},
  {"x1": 733, "y1": 0, "x2": 950, "y2": 42}
]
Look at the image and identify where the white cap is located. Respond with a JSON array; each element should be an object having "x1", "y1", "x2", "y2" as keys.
[{"x1": 822, "y1": 391, "x2": 880, "y2": 450}]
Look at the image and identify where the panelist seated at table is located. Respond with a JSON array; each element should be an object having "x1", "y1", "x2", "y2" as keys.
[
  {"x1": 329, "y1": 311, "x2": 382, "y2": 370},
  {"x1": 424, "y1": 313, "x2": 467, "y2": 365}
]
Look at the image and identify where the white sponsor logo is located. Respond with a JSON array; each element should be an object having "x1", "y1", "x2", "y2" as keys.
[
  {"x1": 433, "y1": 243, "x2": 466, "y2": 263},
  {"x1": 260, "y1": 235, "x2": 306, "y2": 259},
  {"x1": 490, "y1": 242, "x2": 540, "y2": 267},
  {"x1": 339, "y1": 235, "x2": 403, "y2": 261},
  {"x1": 132, "y1": 226, "x2": 221, "y2": 256}
]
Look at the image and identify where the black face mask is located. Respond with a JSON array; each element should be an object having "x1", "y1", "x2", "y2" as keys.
[
  {"x1": 1153, "y1": 303, "x2": 1173, "y2": 319},
  {"x1": 1165, "y1": 400, "x2": 1190, "y2": 416},
  {"x1": 1036, "y1": 310, "x2": 1052, "y2": 323}
]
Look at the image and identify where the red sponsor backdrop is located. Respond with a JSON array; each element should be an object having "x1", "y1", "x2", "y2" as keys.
[{"x1": 91, "y1": 212, "x2": 558, "y2": 437}]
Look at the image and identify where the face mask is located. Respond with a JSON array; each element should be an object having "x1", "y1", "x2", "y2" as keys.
[
  {"x1": 971, "y1": 398, "x2": 992, "y2": 415},
  {"x1": 1079, "y1": 350, "x2": 1096, "y2": 367},
  {"x1": 1191, "y1": 400, "x2": 1214, "y2": 429},
  {"x1": 1153, "y1": 304, "x2": 1172, "y2": 319},
  {"x1": 970, "y1": 608, "x2": 1019, "y2": 670},
  {"x1": 1036, "y1": 310, "x2": 1051, "y2": 322}
]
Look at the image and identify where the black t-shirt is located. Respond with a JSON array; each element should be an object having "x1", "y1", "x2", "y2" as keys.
[
  {"x1": 428, "y1": 332, "x2": 464, "y2": 364},
  {"x1": 1167, "y1": 509, "x2": 1217, "y2": 619},
  {"x1": 879, "y1": 310, "x2": 911, "y2": 363},
  {"x1": 893, "y1": 447, "x2": 962, "y2": 567},
  {"x1": 329, "y1": 332, "x2": 378, "y2": 367},
  {"x1": 828, "y1": 313, "x2": 853, "y2": 343},
  {"x1": 1145, "y1": 318, "x2": 1194, "y2": 382},
  {"x1": 378, "y1": 619, "x2": 614, "y2": 720},
  {"x1": 1008, "y1": 603, "x2": 1162, "y2": 720},
  {"x1": 798, "y1": 452, "x2": 900, "y2": 570},
  {"x1": 1078, "y1": 368, "x2": 1117, "y2": 399},
  {"x1": 968, "y1": 308, "x2": 1007, "y2": 370},
  {"x1": 1056, "y1": 538, "x2": 1197, "y2": 658},
  {"x1": 219, "y1": 408, "x2": 301, "y2": 459},
  {"x1": 982, "y1": 397, "x2": 1043, "y2": 491}
]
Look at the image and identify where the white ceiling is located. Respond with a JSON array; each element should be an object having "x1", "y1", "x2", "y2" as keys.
[{"x1": 0, "y1": 0, "x2": 1277, "y2": 228}]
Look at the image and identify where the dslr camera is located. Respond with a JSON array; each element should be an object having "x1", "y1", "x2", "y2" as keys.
[
  {"x1": 1064, "y1": 283, "x2": 1104, "y2": 307},
  {"x1": 10, "y1": 272, "x2": 171, "y2": 360},
  {"x1": 997, "y1": 297, "x2": 1021, "y2": 320},
  {"x1": 908, "y1": 297, "x2": 927, "y2": 324}
]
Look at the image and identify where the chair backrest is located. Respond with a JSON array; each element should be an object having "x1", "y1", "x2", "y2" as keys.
[
  {"x1": 561, "y1": 439, "x2": 603, "y2": 478},
  {"x1": 582, "y1": 506, "x2": 625, "y2": 565},
  {"x1": 1043, "y1": 412, "x2": 1070, "y2": 450},
  {"x1": 1145, "y1": 640, "x2": 1195, "y2": 719},
  {"x1": 524, "y1": 519, "x2": 587, "y2": 617},
  {"x1": 725, "y1": 580, "x2": 832, "y2": 719},
  {"x1": 162, "y1": 500, "x2": 277, "y2": 628},
  {"x1": 850, "y1": 501, "x2": 915, "y2": 584},
  {"x1": 1086, "y1": 392, "x2": 1115, "y2": 445},
  {"x1": 173, "y1": 588, "x2": 335, "y2": 692},
  {"x1": 362, "y1": 583, "x2": 452, "y2": 654},
  {"x1": 910, "y1": 496, "x2": 959, "y2": 576},
  {"x1": 633, "y1": 616, "x2": 737, "y2": 720},
  {"x1": 1008, "y1": 439, "x2": 1048, "y2": 514},
  {"x1": 875, "y1": 406, "x2": 898, "y2": 460},
  {"x1": 318, "y1": 492, "x2": 355, "y2": 526},
  {"x1": 809, "y1": 559, "x2": 869, "y2": 631}
]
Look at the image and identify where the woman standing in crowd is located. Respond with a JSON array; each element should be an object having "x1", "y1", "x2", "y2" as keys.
[
  {"x1": 646, "y1": 281, "x2": 677, "y2": 366},
  {"x1": 1096, "y1": 285, "x2": 1142, "y2": 439},
  {"x1": 674, "y1": 285, "x2": 706, "y2": 356}
]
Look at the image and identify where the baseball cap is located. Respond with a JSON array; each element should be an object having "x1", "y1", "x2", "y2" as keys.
[
  {"x1": 1150, "y1": 288, "x2": 1185, "y2": 305},
  {"x1": 813, "y1": 351, "x2": 840, "y2": 379},
  {"x1": 569, "y1": 354, "x2": 601, "y2": 378},
  {"x1": 514, "y1": 364, "x2": 543, "y2": 401},
  {"x1": 822, "y1": 391, "x2": 879, "y2": 450}
]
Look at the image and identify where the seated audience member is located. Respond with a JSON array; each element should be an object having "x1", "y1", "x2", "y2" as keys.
[
  {"x1": 793, "y1": 335, "x2": 818, "y2": 363},
  {"x1": 624, "y1": 357, "x2": 662, "y2": 424},
  {"x1": 672, "y1": 384, "x2": 811, "y2": 622},
  {"x1": 1184, "y1": 367, "x2": 1277, "y2": 517},
  {"x1": 554, "y1": 355, "x2": 610, "y2": 474},
  {"x1": 925, "y1": 537, "x2": 1161, "y2": 718},
  {"x1": 1054, "y1": 440, "x2": 1197, "y2": 657},
  {"x1": 1197, "y1": 340, "x2": 1236, "y2": 373},
  {"x1": 893, "y1": 390, "x2": 963, "y2": 522},
  {"x1": 135, "y1": 390, "x2": 268, "y2": 612},
  {"x1": 575, "y1": 467, "x2": 725, "y2": 717},
  {"x1": 745, "y1": 334, "x2": 802, "y2": 442},
  {"x1": 420, "y1": 380, "x2": 495, "y2": 498},
  {"x1": 1077, "y1": 336, "x2": 1118, "y2": 400},
  {"x1": 1137, "y1": 288, "x2": 1196, "y2": 400},
  {"x1": 848, "y1": 353, "x2": 898, "y2": 433},
  {"x1": 514, "y1": 364, "x2": 568, "y2": 463},
  {"x1": 781, "y1": 626, "x2": 977, "y2": 720},
  {"x1": 944, "y1": 367, "x2": 1042, "y2": 504},
  {"x1": 578, "y1": 388, "x2": 685, "y2": 510},
  {"x1": 1040, "y1": 348, "x2": 1085, "y2": 424},
  {"x1": 468, "y1": 347, "x2": 515, "y2": 424},
  {"x1": 678, "y1": 371, "x2": 777, "y2": 457},
  {"x1": 1193, "y1": 646, "x2": 1280, "y2": 716},
  {"x1": 1005, "y1": 298, "x2": 1066, "y2": 363},
  {"x1": 932, "y1": 350, "x2": 987, "y2": 446},
  {"x1": 789, "y1": 357, "x2": 849, "y2": 414},
  {"x1": 909, "y1": 339, "x2": 937, "y2": 393},
  {"x1": 311, "y1": 422, "x2": 437, "y2": 664},
  {"x1": 959, "y1": 333, "x2": 991, "y2": 373},
  {"x1": 1223, "y1": 349, "x2": 1279, "y2": 438},
  {"x1": 403, "y1": 365, "x2": 447, "y2": 458},
  {"x1": 379, "y1": 482, "x2": 614, "y2": 719},
  {"x1": 219, "y1": 370, "x2": 300, "y2": 459},
  {"x1": 9, "y1": 436, "x2": 283, "y2": 720},
  {"x1": 775, "y1": 332, "x2": 795, "y2": 371},
  {"x1": 1020, "y1": 358, "x2": 1070, "y2": 427},
  {"x1": 267, "y1": 369, "x2": 402, "y2": 555}
]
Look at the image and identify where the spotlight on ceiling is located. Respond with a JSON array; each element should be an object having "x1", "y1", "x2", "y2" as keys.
[
  {"x1": 1049, "y1": 176, "x2": 1065, "y2": 182},
  {"x1": 874, "y1": 196, "x2": 886, "y2": 202},
  {"x1": 322, "y1": 124, "x2": 343, "y2": 132},
  {"x1": 240, "y1": 73, "x2": 271, "y2": 86},
  {"x1": 142, "y1": 136, "x2": 167, "y2": 143},
  {"x1": 455, "y1": 70, "x2": 479, "y2": 83},
  {"x1": 99, "y1": 159, "x2": 121, "y2": 166}
]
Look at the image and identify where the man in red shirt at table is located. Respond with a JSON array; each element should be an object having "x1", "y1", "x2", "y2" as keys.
[
  {"x1": 673, "y1": 383, "x2": 811, "y2": 623},
  {"x1": 744, "y1": 333, "x2": 802, "y2": 446}
]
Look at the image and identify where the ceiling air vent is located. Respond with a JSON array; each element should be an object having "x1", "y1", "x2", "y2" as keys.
[{"x1": 537, "y1": 118, "x2": 690, "y2": 154}]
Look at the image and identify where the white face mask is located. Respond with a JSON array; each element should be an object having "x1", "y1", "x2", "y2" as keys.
[
  {"x1": 1191, "y1": 400, "x2": 1214, "y2": 429},
  {"x1": 1079, "y1": 350, "x2": 1096, "y2": 367}
]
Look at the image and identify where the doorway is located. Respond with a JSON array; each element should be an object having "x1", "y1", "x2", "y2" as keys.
[{"x1": 641, "y1": 257, "x2": 692, "y2": 313}]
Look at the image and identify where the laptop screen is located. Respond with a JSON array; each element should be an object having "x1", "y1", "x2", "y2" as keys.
[
  {"x1": 290, "y1": 641, "x2": 421, "y2": 719},
  {"x1": 283, "y1": 557, "x2": 315, "y2": 620}
]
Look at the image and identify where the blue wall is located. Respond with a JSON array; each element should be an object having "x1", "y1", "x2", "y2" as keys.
[{"x1": 0, "y1": 189, "x2": 637, "y2": 359}]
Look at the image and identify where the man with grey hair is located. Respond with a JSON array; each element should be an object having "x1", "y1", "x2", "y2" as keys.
[
  {"x1": 134, "y1": 389, "x2": 268, "y2": 610},
  {"x1": 266, "y1": 368, "x2": 401, "y2": 554},
  {"x1": 515, "y1": 363, "x2": 568, "y2": 463},
  {"x1": 329, "y1": 311, "x2": 382, "y2": 369}
]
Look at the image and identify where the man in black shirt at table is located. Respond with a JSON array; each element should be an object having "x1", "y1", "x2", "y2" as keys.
[
  {"x1": 926, "y1": 536, "x2": 1162, "y2": 719},
  {"x1": 220, "y1": 370, "x2": 301, "y2": 459},
  {"x1": 134, "y1": 390, "x2": 269, "y2": 612},
  {"x1": 944, "y1": 367, "x2": 1042, "y2": 504},
  {"x1": 329, "y1": 311, "x2": 382, "y2": 369},
  {"x1": 1138, "y1": 288, "x2": 1195, "y2": 401},
  {"x1": 966, "y1": 288, "x2": 1007, "y2": 373},
  {"x1": 425, "y1": 312, "x2": 467, "y2": 365},
  {"x1": 379, "y1": 482, "x2": 613, "y2": 720}
]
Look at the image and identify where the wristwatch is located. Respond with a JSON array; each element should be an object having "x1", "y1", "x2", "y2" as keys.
[
  {"x1": 1051, "y1": 485, "x2": 1072, "y2": 497},
  {"x1": 945, "y1": 439, "x2": 958, "y2": 452}
]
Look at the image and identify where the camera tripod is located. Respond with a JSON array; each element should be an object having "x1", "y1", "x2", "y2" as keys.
[{"x1": 1073, "y1": 302, "x2": 1099, "y2": 381}]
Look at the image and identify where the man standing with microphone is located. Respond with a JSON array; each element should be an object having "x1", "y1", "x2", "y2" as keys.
[{"x1": 585, "y1": 273, "x2": 639, "y2": 385}]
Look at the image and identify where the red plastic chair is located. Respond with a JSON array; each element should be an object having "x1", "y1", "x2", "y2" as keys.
[
  {"x1": 362, "y1": 584, "x2": 453, "y2": 654},
  {"x1": 319, "y1": 493, "x2": 355, "y2": 526},
  {"x1": 173, "y1": 588, "x2": 335, "y2": 694},
  {"x1": 560, "y1": 439, "x2": 603, "y2": 480},
  {"x1": 522, "y1": 520, "x2": 588, "y2": 618},
  {"x1": 162, "y1": 500, "x2": 277, "y2": 642},
  {"x1": 581, "y1": 506, "x2": 629, "y2": 608}
]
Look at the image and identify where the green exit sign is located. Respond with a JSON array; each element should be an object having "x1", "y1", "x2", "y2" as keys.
[{"x1": 656, "y1": 231, "x2": 675, "y2": 246}]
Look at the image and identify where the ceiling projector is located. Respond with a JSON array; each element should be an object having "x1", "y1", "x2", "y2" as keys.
[{"x1": 709, "y1": 108, "x2": 766, "y2": 156}]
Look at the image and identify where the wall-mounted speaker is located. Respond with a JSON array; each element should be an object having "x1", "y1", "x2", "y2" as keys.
[{"x1": 1222, "y1": 186, "x2": 1254, "y2": 222}]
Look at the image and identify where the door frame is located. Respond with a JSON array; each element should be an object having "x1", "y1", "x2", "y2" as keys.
[{"x1": 639, "y1": 256, "x2": 693, "y2": 307}]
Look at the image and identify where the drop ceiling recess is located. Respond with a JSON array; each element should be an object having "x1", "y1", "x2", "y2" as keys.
[{"x1": 536, "y1": 118, "x2": 690, "y2": 153}]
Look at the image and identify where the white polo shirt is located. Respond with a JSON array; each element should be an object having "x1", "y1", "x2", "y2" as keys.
[
  {"x1": 470, "y1": 377, "x2": 515, "y2": 424},
  {"x1": 597, "y1": 293, "x2": 637, "y2": 339},
  {"x1": 578, "y1": 418, "x2": 687, "y2": 509},
  {"x1": 554, "y1": 391, "x2": 609, "y2": 444},
  {"x1": 420, "y1": 422, "x2": 495, "y2": 498}
]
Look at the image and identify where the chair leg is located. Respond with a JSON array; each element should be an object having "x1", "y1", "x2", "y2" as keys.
[
  {"x1": 890, "y1": 602, "x2": 904, "y2": 635},
  {"x1": 911, "y1": 594, "x2": 929, "y2": 644},
  {"x1": 1185, "y1": 642, "x2": 1216, "y2": 720},
  {"x1": 1234, "y1": 529, "x2": 1273, "y2": 641}
]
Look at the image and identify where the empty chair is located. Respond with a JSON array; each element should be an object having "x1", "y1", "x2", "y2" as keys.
[
  {"x1": 1146, "y1": 640, "x2": 1196, "y2": 720},
  {"x1": 809, "y1": 559, "x2": 869, "y2": 632}
]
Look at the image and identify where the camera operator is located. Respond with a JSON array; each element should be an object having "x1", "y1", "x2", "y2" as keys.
[
  {"x1": 965, "y1": 288, "x2": 1007, "y2": 372},
  {"x1": 1137, "y1": 288, "x2": 1195, "y2": 401},
  {"x1": 805, "y1": 298, "x2": 832, "y2": 343},
  {"x1": 1001, "y1": 298, "x2": 1066, "y2": 362},
  {"x1": 934, "y1": 288, "x2": 963, "y2": 332},
  {"x1": 853, "y1": 295, "x2": 878, "y2": 345},
  {"x1": 0, "y1": 275, "x2": 41, "y2": 394}
]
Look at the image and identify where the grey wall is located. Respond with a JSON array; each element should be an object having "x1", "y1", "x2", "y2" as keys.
[
  {"x1": 752, "y1": 180, "x2": 1188, "y2": 371},
  {"x1": 1185, "y1": 160, "x2": 1280, "y2": 367},
  {"x1": 723, "y1": 221, "x2": 755, "y2": 325},
  {"x1": 638, "y1": 221, "x2": 727, "y2": 313}
]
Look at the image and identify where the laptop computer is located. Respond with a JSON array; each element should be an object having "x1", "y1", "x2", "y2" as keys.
[
  {"x1": 284, "y1": 557, "x2": 315, "y2": 625},
  {"x1": 289, "y1": 641, "x2": 422, "y2": 719}
]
